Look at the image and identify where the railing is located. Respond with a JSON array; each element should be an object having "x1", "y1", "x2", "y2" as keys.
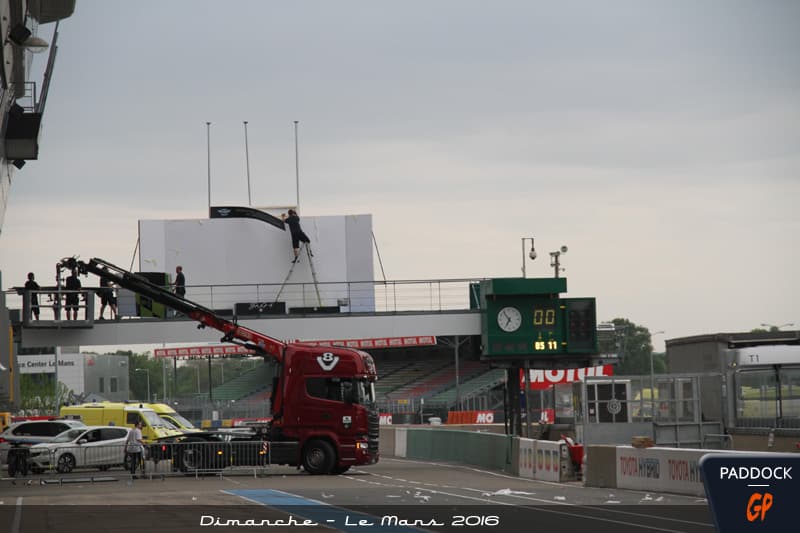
[
  {"x1": 15, "y1": 288, "x2": 95, "y2": 322},
  {"x1": 5, "y1": 277, "x2": 485, "y2": 323},
  {"x1": 17, "y1": 439, "x2": 293, "y2": 479}
]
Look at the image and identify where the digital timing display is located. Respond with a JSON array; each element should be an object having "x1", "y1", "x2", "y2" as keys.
[
  {"x1": 483, "y1": 292, "x2": 597, "y2": 357},
  {"x1": 532, "y1": 303, "x2": 559, "y2": 351}
]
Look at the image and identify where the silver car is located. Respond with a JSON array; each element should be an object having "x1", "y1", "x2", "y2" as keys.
[
  {"x1": 29, "y1": 426, "x2": 131, "y2": 473},
  {"x1": 0, "y1": 419, "x2": 87, "y2": 465}
]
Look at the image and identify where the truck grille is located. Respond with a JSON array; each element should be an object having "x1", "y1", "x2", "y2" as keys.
[{"x1": 368, "y1": 407, "x2": 380, "y2": 455}]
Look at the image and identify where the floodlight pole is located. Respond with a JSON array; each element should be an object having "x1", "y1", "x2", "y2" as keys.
[
  {"x1": 294, "y1": 120, "x2": 300, "y2": 210},
  {"x1": 243, "y1": 121, "x2": 252, "y2": 206},
  {"x1": 206, "y1": 121, "x2": 212, "y2": 212}
]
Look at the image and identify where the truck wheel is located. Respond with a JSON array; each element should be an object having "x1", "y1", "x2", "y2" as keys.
[
  {"x1": 180, "y1": 442, "x2": 204, "y2": 473},
  {"x1": 302, "y1": 439, "x2": 335, "y2": 475},
  {"x1": 57, "y1": 454, "x2": 76, "y2": 473},
  {"x1": 331, "y1": 465, "x2": 351, "y2": 475}
]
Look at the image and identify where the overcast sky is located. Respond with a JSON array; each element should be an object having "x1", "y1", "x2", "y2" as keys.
[{"x1": 1, "y1": 1, "x2": 798, "y2": 352}]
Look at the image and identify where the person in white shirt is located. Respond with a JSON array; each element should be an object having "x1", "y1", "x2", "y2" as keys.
[{"x1": 126, "y1": 421, "x2": 145, "y2": 477}]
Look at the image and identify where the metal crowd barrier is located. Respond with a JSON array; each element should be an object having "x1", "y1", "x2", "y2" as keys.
[{"x1": 7, "y1": 440, "x2": 299, "y2": 481}]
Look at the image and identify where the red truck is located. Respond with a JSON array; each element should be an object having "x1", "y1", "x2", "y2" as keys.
[{"x1": 60, "y1": 257, "x2": 379, "y2": 475}]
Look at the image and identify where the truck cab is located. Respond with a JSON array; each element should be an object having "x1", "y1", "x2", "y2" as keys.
[{"x1": 273, "y1": 345, "x2": 379, "y2": 473}]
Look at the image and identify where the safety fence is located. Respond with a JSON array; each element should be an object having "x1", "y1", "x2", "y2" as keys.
[{"x1": 5, "y1": 439, "x2": 298, "y2": 479}]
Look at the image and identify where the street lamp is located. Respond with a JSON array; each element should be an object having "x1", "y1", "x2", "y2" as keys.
[
  {"x1": 760, "y1": 323, "x2": 794, "y2": 331},
  {"x1": 549, "y1": 245, "x2": 568, "y2": 278},
  {"x1": 521, "y1": 237, "x2": 536, "y2": 278},
  {"x1": 135, "y1": 368, "x2": 150, "y2": 403}
]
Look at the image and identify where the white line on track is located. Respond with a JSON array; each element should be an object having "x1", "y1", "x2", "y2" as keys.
[
  {"x1": 381, "y1": 456, "x2": 706, "y2": 503},
  {"x1": 12, "y1": 496, "x2": 22, "y2": 533},
  {"x1": 346, "y1": 475, "x2": 694, "y2": 533},
  {"x1": 346, "y1": 458, "x2": 713, "y2": 531}
]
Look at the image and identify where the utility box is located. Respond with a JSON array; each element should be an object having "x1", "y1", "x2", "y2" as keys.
[{"x1": 135, "y1": 272, "x2": 171, "y2": 318}]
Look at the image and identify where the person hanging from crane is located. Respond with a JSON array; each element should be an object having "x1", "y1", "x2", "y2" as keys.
[{"x1": 280, "y1": 209, "x2": 312, "y2": 263}]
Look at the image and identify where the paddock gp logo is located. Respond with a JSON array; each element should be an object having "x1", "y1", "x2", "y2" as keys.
[{"x1": 700, "y1": 454, "x2": 800, "y2": 532}]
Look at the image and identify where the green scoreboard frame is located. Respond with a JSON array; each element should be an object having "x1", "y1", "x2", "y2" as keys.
[{"x1": 480, "y1": 279, "x2": 597, "y2": 357}]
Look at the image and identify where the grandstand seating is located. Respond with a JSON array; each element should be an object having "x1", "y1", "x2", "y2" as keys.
[
  {"x1": 425, "y1": 368, "x2": 506, "y2": 406},
  {"x1": 208, "y1": 352, "x2": 504, "y2": 410},
  {"x1": 211, "y1": 364, "x2": 274, "y2": 401},
  {"x1": 386, "y1": 359, "x2": 487, "y2": 400},
  {"x1": 378, "y1": 358, "x2": 451, "y2": 399}
]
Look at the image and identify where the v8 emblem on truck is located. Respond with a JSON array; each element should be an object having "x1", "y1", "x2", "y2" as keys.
[{"x1": 317, "y1": 352, "x2": 339, "y2": 371}]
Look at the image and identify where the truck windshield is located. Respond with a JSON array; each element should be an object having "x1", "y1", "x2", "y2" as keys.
[
  {"x1": 306, "y1": 377, "x2": 376, "y2": 405},
  {"x1": 355, "y1": 379, "x2": 376, "y2": 406}
]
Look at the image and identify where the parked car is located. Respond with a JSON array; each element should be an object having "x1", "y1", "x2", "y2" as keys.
[
  {"x1": 28, "y1": 426, "x2": 131, "y2": 473},
  {"x1": 0, "y1": 419, "x2": 87, "y2": 466}
]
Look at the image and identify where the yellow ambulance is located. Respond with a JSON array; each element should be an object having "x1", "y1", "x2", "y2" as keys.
[
  {"x1": 144, "y1": 403, "x2": 202, "y2": 434},
  {"x1": 60, "y1": 402, "x2": 183, "y2": 443}
]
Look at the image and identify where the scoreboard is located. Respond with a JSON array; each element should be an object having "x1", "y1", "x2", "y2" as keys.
[{"x1": 479, "y1": 279, "x2": 597, "y2": 358}]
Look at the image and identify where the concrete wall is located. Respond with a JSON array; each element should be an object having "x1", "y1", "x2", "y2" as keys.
[
  {"x1": 379, "y1": 428, "x2": 799, "y2": 497},
  {"x1": 582, "y1": 445, "x2": 617, "y2": 488},
  {"x1": 385, "y1": 426, "x2": 516, "y2": 474},
  {"x1": 613, "y1": 446, "x2": 707, "y2": 496},
  {"x1": 379, "y1": 426, "x2": 397, "y2": 457}
]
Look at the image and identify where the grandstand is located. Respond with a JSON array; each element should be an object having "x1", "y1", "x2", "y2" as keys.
[
  {"x1": 425, "y1": 368, "x2": 506, "y2": 406},
  {"x1": 202, "y1": 340, "x2": 504, "y2": 414},
  {"x1": 375, "y1": 358, "x2": 453, "y2": 400},
  {"x1": 385, "y1": 359, "x2": 486, "y2": 401},
  {"x1": 210, "y1": 363, "x2": 274, "y2": 401},
  {"x1": 371, "y1": 346, "x2": 505, "y2": 413}
]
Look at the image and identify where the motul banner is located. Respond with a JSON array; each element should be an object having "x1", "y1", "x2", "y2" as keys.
[
  {"x1": 522, "y1": 364, "x2": 614, "y2": 390},
  {"x1": 154, "y1": 345, "x2": 254, "y2": 359},
  {"x1": 474, "y1": 411, "x2": 495, "y2": 424},
  {"x1": 303, "y1": 336, "x2": 437, "y2": 349}
]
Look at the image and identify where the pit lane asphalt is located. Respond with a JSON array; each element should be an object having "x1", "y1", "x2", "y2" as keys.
[{"x1": 0, "y1": 457, "x2": 715, "y2": 533}]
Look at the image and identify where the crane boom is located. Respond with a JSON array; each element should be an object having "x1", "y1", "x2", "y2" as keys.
[{"x1": 63, "y1": 257, "x2": 286, "y2": 361}]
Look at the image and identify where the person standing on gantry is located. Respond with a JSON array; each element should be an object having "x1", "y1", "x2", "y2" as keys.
[
  {"x1": 173, "y1": 265, "x2": 186, "y2": 297},
  {"x1": 281, "y1": 209, "x2": 312, "y2": 263},
  {"x1": 24, "y1": 272, "x2": 41, "y2": 320}
]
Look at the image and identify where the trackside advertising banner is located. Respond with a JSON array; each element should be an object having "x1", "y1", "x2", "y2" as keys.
[
  {"x1": 522, "y1": 364, "x2": 614, "y2": 390},
  {"x1": 154, "y1": 337, "x2": 437, "y2": 358},
  {"x1": 700, "y1": 453, "x2": 800, "y2": 532}
]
